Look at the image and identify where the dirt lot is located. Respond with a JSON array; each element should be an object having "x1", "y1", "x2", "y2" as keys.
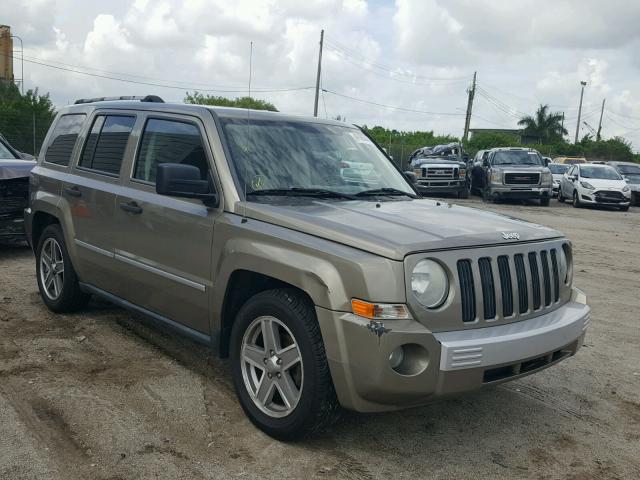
[{"x1": 1, "y1": 198, "x2": 639, "y2": 480}]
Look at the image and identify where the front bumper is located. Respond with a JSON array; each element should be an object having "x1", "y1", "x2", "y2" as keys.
[
  {"x1": 0, "y1": 211, "x2": 26, "y2": 240},
  {"x1": 416, "y1": 179, "x2": 467, "y2": 195},
  {"x1": 488, "y1": 184, "x2": 552, "y2": 200},
  {"x1": 317, "y1": 288, "x2": 589, "y2": 412},
  {"x1": 578, "y1": 189, "x2": 630, "y2": 206}
]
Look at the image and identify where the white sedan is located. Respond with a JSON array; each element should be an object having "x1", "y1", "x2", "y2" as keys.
[{"x1": 558, "y1": 164, "x2": 631, "y2": 211}]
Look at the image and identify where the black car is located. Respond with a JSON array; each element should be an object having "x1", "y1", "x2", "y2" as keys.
[{"x1": 0, "y1": 135, "x2": 36, "y2": 242}]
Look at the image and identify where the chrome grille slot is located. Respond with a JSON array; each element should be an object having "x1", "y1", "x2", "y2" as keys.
[
  {"x1": 528, "y1": 252, "x2": 541, "y2": 310},
  {"x1": 514, "y1": 254, "x2": 528, "y2": 314},
  {"x1": 497, "y1": 256, "x2": 513, "y2": 317},
  {"x1": 540, "y1": 250, "x2": 552, "y2": 307},
  {"x1": 478, "y1": 257, "x2": 496, "y2": 320},
  {"x1": 426, "y1": 167, "x2": 455, "y2": 179},
  {"x1": 457, "y1": 260, "x2": 476, "y2": 323},
  {"x1": 550, "y1": 249, "x2": 560, "y2": 302}
]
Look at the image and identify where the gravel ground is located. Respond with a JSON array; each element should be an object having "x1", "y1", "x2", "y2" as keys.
[{"x1": 1, "y1": 198, "x2": 639, "y2": 480}]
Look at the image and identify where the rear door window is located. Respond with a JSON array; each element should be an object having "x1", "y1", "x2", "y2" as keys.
[
  {"x1": 78, "y1": 115, "x2": 135, "y2": 175},
  {"x1": 133, "y1": 118, "x2": 208, "y2": 183},
  {"x1": 44, "y1": 114, "x2": 86, "y2": 166}
]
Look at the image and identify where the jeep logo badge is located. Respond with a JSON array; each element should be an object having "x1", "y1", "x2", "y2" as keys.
[{"x1": 502, "y1": 232, "x2": 520, "y2": 240}]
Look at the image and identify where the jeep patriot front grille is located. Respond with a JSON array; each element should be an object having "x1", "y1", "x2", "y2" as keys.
[{"x1": 457, "y1": 247, "x2": 562, "y2": 323}]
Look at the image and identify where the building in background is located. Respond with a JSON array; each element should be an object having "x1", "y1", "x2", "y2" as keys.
[{"x1": 0, "y1": 25, "x2": 14, "y2": 84}]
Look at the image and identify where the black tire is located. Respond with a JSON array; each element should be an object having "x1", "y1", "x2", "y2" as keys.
[
  {"x1": 540, "y1": 197, "x2": 550, "y2": 206},
  {"x1": 572, "y1": 191, "x2": 581, "y2": 208},
  {"x1": 229, "y1": 289, "x2": 340, "y2": 440},
  {"x1": 558, "y1": 188, "x2": 565, "y2": 203},
  {"x1": 458, "y1": 188, "x2": 469, "y2": 199},
  {"x1": 620, "y1": 205, "x2": 630, "y2": 212},
  {"x1": 482, "y1": 186, "x2": 492, "y2": 203},
  {"x1": 35, "y1": 224, "x2": 90, "y2": 313}
]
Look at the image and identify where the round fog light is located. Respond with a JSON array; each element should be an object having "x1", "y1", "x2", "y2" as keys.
[{"x1": 389, "y1": 346, "x2": 405, "y2": 369}]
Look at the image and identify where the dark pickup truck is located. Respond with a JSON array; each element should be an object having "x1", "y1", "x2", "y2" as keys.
[{"x1": 408, "y1": 143, "x2": 469, "y2": 198}]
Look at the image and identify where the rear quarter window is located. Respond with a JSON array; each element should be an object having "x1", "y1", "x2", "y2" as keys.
[{"x1": 44, "y1": 114, "x2": 86, "y2": 166}]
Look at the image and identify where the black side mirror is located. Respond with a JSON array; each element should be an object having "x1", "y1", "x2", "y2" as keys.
[
  {"x1": 156, "y1": 163, "x2": 218, "y2": 206},
  {"x1": 404, "y1": 171, "x2": 417, "y2": 183}
]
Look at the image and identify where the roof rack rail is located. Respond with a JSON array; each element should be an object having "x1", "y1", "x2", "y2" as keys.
[{"x1": 74, "y1": 95, "x2": 165, "y2": 105}]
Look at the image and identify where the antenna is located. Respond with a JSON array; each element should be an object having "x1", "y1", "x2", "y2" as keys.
[{"x1": 241, "y1": 41, "x2": 253, "y2": 224}]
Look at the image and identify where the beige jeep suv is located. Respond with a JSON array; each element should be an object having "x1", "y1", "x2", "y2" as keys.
[{"x1": 25, "y1": 97, "x2": 590, "y2": 439}]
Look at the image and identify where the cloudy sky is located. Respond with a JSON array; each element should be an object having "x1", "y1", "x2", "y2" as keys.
[{"x1": 3, "y1": 0, "x2": 640, "y2": 150}]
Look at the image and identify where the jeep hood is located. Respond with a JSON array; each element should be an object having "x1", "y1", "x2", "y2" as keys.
[{"x1": 241, "y1": 199, "x2": 561, "y2": 260}]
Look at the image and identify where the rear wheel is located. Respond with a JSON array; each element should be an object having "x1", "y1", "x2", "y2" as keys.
[
  {"x1": 36, "y1": 224, "x2": 90, "y2": 312},
  {"x1": 230, "y1": 289, "x2": 340, "y2": 440}
]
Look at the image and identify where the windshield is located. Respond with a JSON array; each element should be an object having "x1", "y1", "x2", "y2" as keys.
[
  {"x1": 548, "y1": 164, "x2": 569, "y2": 174},
  {"x1": 492, "y1": 150, "x2": 543, "y2": 166},
  {"x1": 219, "y1": 118, "x2": 415, "y2": 199},
  {"x1": 0, "y1": 141, "x2": 18, "y2": 159},
  {"x1": 617, "y1": 164, "x2": 640, "y2": 175},
  {"x1": 580, "y1": 166, "x2": 622, "y2": 180}
]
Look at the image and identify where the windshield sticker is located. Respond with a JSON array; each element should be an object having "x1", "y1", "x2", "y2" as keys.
[{"x1": 250, "y1": 175, "x2": 267, "y2": 190}]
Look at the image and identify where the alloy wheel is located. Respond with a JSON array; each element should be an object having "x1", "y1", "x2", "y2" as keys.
[
  {"x1": 240, "y1": 316, "x2": 304, "y2": 418},
  {"x1": 40, "y1": 238, "x2": 65, "y2": 300}
]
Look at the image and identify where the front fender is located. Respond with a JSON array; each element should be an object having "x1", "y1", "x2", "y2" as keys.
[{"x1": 210, "y1": 213, "x2": 406, "y2": 328}]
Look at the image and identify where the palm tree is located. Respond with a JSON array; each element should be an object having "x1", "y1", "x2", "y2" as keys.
[{"x1": 518, "y1": 104, "x2": 567, "y2": 142}]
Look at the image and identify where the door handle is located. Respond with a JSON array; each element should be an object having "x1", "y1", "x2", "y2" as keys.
[
  {"x1": 120, "y1": 201, "x2": 143, "y2": 214},
  {"x1": 64, "y1": 186, "x2": 82, "y2": 197}
]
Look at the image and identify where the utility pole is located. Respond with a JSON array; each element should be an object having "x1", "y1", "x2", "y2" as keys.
[
  {"x1": 596, "y1": 98, "x2": 605, "y2": 141},
  {"x1": 313, "y1": 29, "x2": 324, "y2": 117},
  {"x1": 462, "y1": 71, "x2": 476, "y2": 143},
  {"x1": 574, "y1": 81, "x2": 587, "y2": 144},
  {"x1": 561, "y1": 112, "x2": 565, "y2": 132}
]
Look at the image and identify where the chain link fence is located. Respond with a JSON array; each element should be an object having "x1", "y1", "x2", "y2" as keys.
[{"x1": 0, "y1": 110, "x2": 53, "y2": 156}]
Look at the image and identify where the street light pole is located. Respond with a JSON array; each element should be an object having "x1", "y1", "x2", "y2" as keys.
[
  {"x1": 574, "y1": 81, "x2": 587, "y2": 144},
  {"x1": 10, "y1": 35, "x2": 24, "y2": 95}
]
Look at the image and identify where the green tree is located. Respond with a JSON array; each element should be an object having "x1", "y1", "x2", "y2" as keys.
[
  {"x1": 0, "y1": 83, "x2": 56, "y2": 155},
  {"x1": 184, "y1": 92, "x2": 278, "y2": 111},
  {"x1": 517, "y1": 104, "x2": 567, "y2": 143},
  {"x1": 466, "y1": 131, "x2": 520, "y2": 154}
]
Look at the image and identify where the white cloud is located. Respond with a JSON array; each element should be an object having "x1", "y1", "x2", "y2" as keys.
[{"x1": 1, "y1": 0, "x2": 640, "y2": 149}]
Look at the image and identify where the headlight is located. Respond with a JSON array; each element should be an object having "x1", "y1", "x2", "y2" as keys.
[
  {"x1": 490, "y1": 171, "x2": 502, "y2": 184},
  {"x1": 622, "y1": 185, "x2": 630, "y2": 192},
  {"x1": 459, "y1": 169, "x2": 466, "y2": 178},
  {"x1": 542, "y1": 171, "x2": 553, "y2": 184},
  {"x1": 411, "y1": 259, "x2": 449, "y2": 308},
  {"x1": 580, "y1": 181, "x2": 595, "y2": 190}
]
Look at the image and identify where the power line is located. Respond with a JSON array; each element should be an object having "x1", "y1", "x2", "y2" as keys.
[
  {"x1": 0, "y1": 52, "x2": 314, "y2": 94},
  {"x1": 324, "y1": 37, "x2": 471, "y2": 83},
  {"x1": 322, "y1": 89, "x2": 465, "y2": 116}
]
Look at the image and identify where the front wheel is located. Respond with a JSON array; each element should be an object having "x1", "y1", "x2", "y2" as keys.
[
  {"x1": 572, "y1": 191, "x2": 581, "y2": 208},
  {"x1": 482, "y1": 186, "x2": 492, "y2": 203},
  {"x1": 540, "y1": 197, "x2": 550, "y2": 206},
  {"x1": 458, "y1": 187, "x2": 469, "y2": 199},
  {"x1": 230, "y1": 289, "x2": 340, "y2": 440},
  {"x1": 620, "y1": 205, "x2": 630, "y2": 212},
  {"x1": 558, "y1": 188, "x2": 565, "y2": 202}
]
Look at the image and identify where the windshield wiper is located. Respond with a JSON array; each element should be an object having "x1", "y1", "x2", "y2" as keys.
[
  {"x1": 355, "y1": 188, "x2": 418, "y2": 198},
  {"x1": 246, "y1": 188, "x2": 358, "y2": 200}
]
